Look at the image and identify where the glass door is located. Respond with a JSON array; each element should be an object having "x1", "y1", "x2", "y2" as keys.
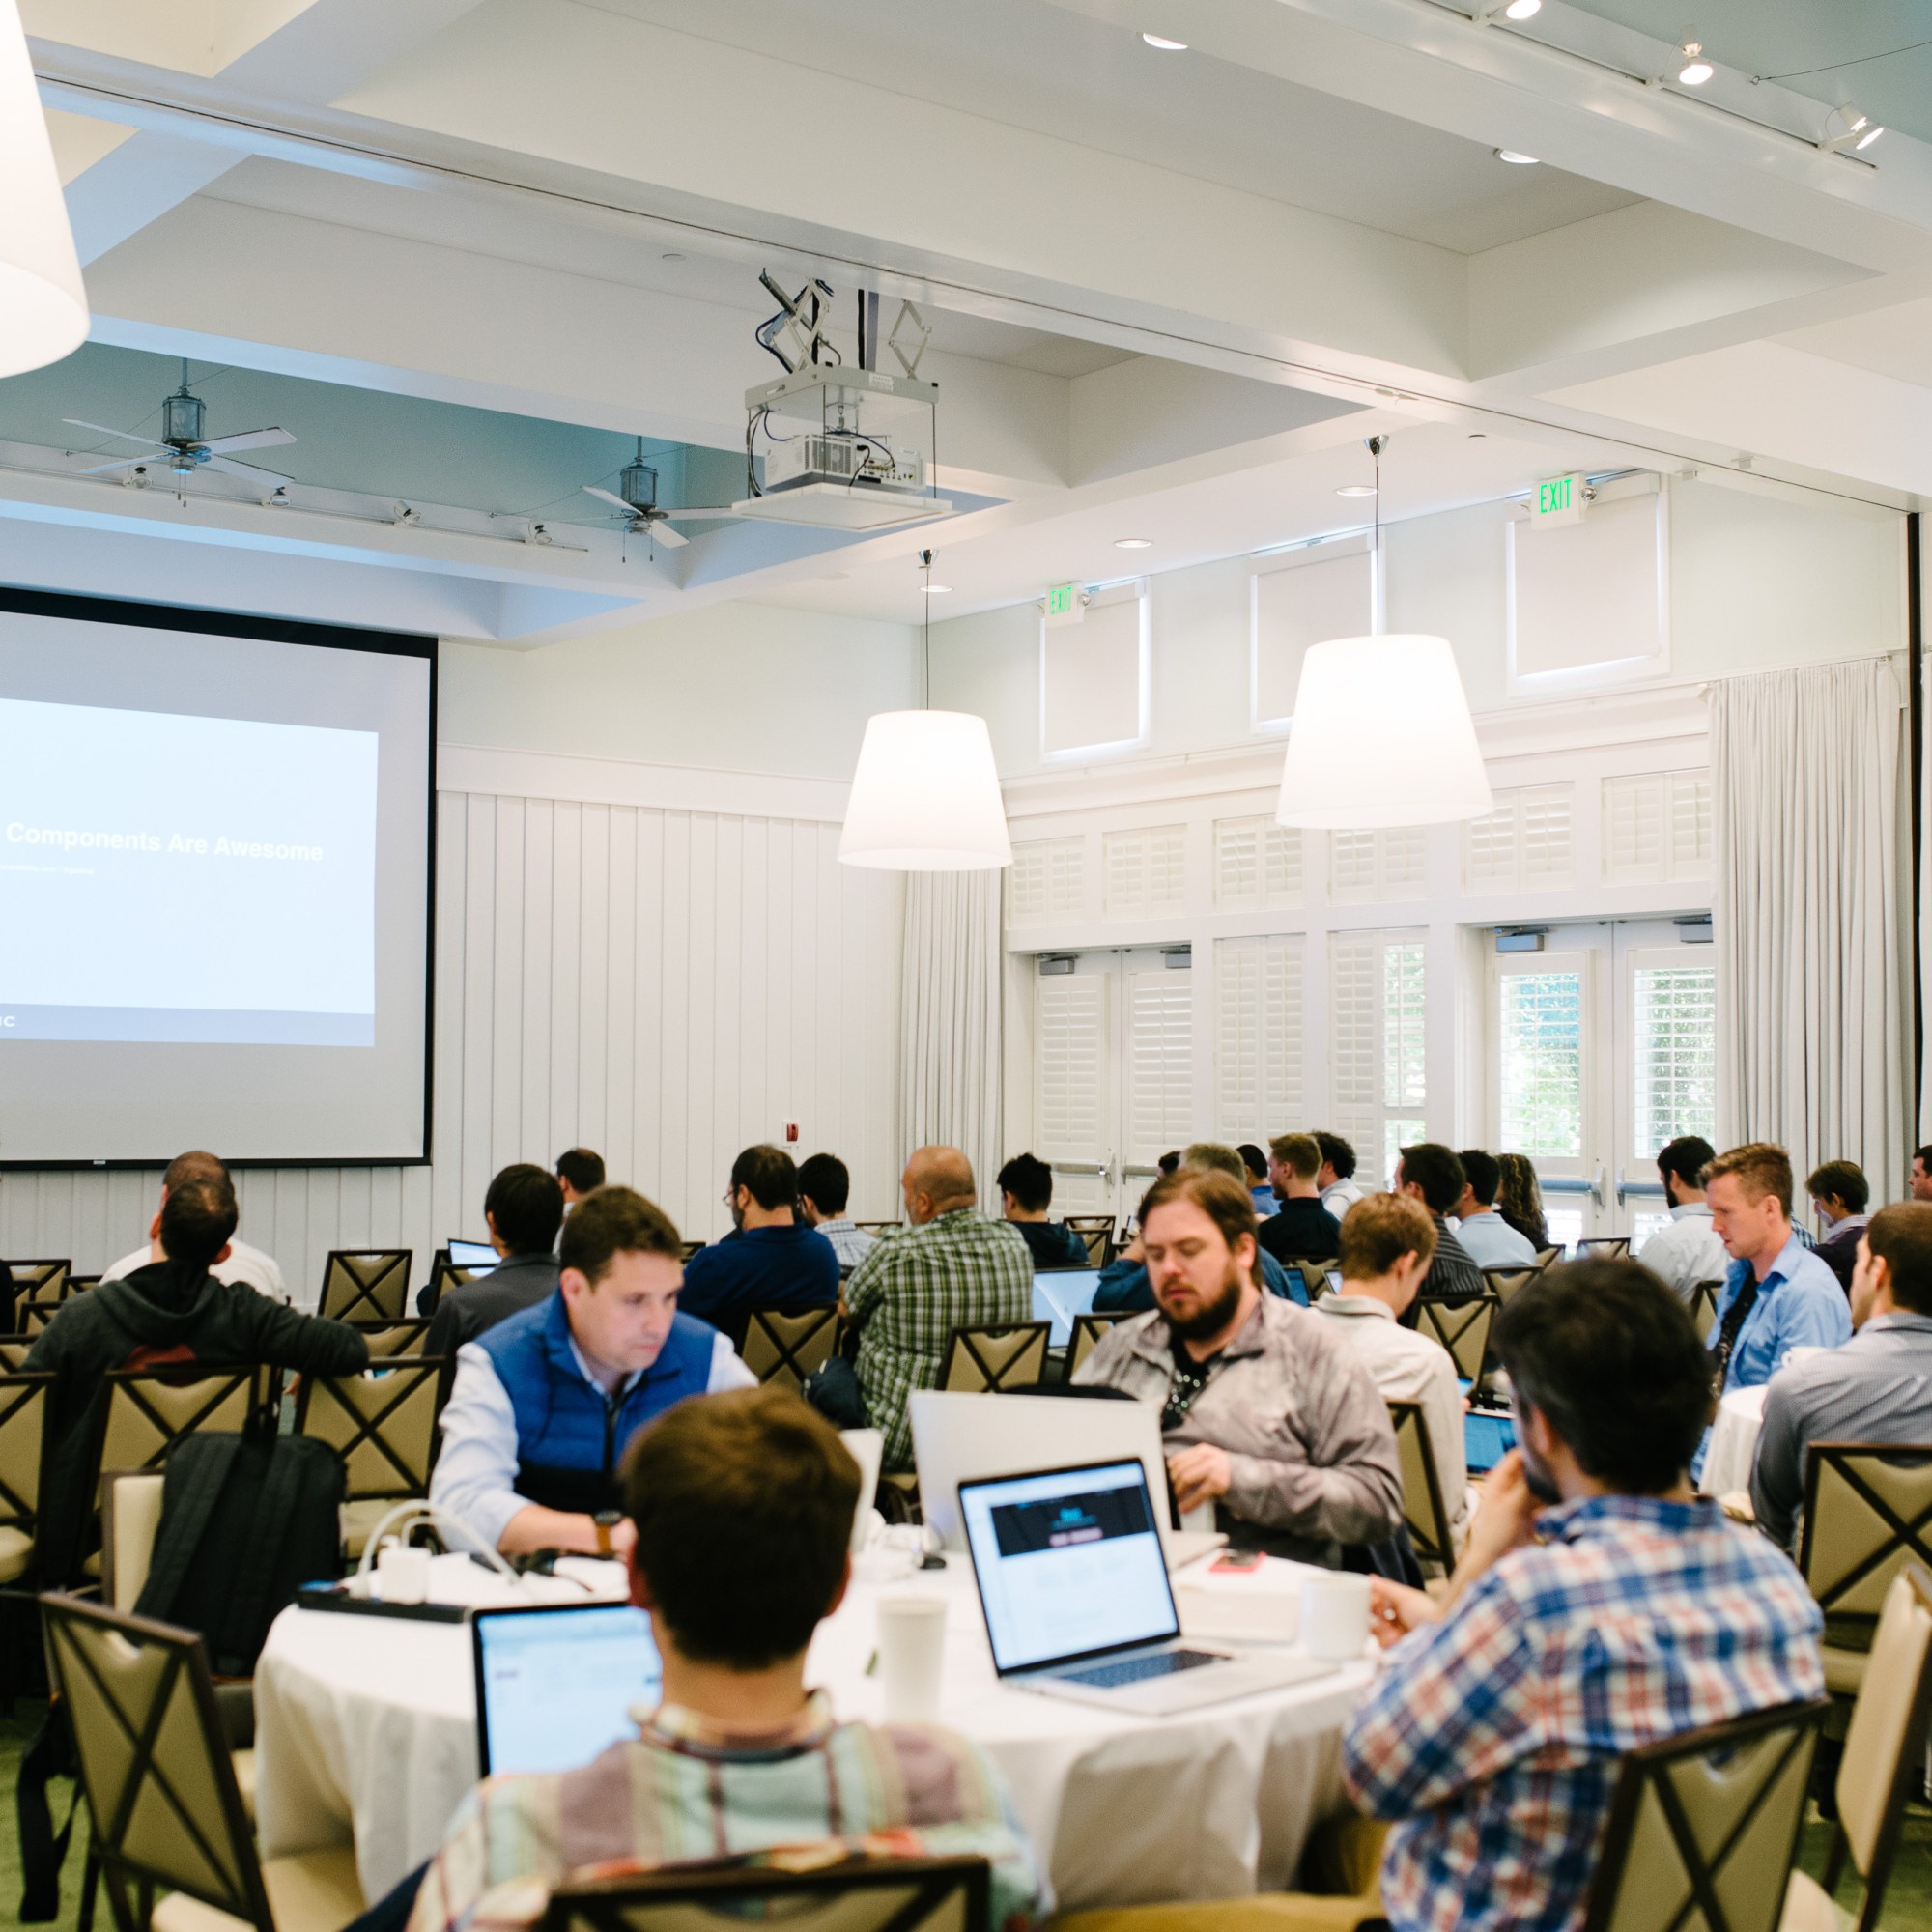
[
  {"x1": 1487, "y1": 919, "x2": 1715, "y2": 1250},
  {"x1": 1033, "y1": 947, "x2": 1194, "y2": 1227}
]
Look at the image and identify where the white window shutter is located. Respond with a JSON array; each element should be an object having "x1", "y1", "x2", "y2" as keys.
[
  {"x1": 1035, "y1": 974, "x2": 1107, "y2": 1158},
  {"x1": 1215, "y1": 934, "x2": 1304, "y2": 1140},
  {"x1": 1125, "y1": 969, "x2": 1193, "y2": 1156},
  {"x1": 1106, "y1": 825, "x2": 1186, "y2": 918}
]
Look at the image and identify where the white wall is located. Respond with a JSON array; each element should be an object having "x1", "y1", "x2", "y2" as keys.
[
  {"x1": 932, "y1": 476, "x2": 1904, "y2": 778},
  {"x1": 441, "y1": 602, "x2": 919, "y2": 780},
  {"x1": 1, "y1": 604, "x2": 917, "y2": 1304}
]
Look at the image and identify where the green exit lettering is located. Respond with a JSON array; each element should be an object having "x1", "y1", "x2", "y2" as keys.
[
  {"x1": 1538, "y1": 476, "x2": 1572, "y2": 516},
  {"x1": 1046, "y1": 583, "x2": 1076, "y2": 617}
]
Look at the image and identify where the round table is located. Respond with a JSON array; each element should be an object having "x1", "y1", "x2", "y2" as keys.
[
  {"x1": 1702, "y1": 1384, "x2": 1770, "y2": 1499},
  {"x1": 254, "y1": 1552, "x2": 1373, "y2": 1913}
]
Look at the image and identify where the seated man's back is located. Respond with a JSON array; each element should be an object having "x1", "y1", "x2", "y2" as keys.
[
  {"x1": 679, "y1": 1145, "x2": 840, "y2": 1331},
  {"x1": 1752, "y1": 1202, "x2": 1932, "y2": 1547},
  {"x1": 1345, "y1": 1262, "x2": 1822, "y2": 1932},
  {"x1": 409, "y1": 1386, "x2": 1045, "y2": 1932},
  {"x1": 425, "y1": 1164, "x2": 566, "y2": 1356},
  {"x1": 845, "y1": 1149, "x2": 1032, "y2": 1471},
  {"x1": 28, "y1": 1177, "x2": 370, "y2": 1583}
]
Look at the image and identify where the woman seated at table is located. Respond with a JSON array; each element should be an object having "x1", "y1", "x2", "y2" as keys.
[{"x1": 394, "y1": 1386, "x2": 1047, "y2": 1932}]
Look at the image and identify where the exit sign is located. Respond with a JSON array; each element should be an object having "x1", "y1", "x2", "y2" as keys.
[
  {"x1": 1043, "y1": 582, "x2": 1084, "y2": 628},
  {"x1": 1531, "y1": 473, "x2": 1587, "y2": 527}
]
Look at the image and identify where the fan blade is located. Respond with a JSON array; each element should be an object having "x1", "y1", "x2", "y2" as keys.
[
  {"x1": 582, "y1": 485, "x2": 635, "y2": 512},
  {"x1": 73, "y1": 455, "x2": 144, "y2": 475},
  {"x1": 202, "y1": 453, "x2": 292, "y2": 487},
  {"x1": 63, "y1": 418, "x2": 172, "y2": 452},
  {"x1": 201, "y1": 426, "x2": 295, "y2": 456},
  {"x1": 644, "y1": 519, "x2": 688, "y2": 549},
  {"x1": 658, "y1": 506, "x2": 737, "y2": 520}
]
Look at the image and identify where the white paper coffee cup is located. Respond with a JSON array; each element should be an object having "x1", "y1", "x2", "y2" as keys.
[
  {"x1": 376, "y1": 1542, "x2": 431, "y2": 1605},
  {"x1": 877, "y1": 1593, "x2": 948, "y2": 1722},
  {"x1": 1299, "y1": 1572, "x2": 1371, "y2": 1661}
]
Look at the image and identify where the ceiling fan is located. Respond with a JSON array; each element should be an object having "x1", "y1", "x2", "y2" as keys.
[
  {"x1": 64, "y1": 360, "x2": 296, "y2": 489},
  {"x1": 581, "y1": 440, "x2": 736, "y2": 550}
]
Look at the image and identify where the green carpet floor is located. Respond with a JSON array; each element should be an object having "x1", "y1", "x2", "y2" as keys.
[{"x1": 0, "y1": 1697, "x2": 1927, "y2": 1929}]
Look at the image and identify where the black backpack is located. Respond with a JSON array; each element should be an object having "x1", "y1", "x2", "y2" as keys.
[{"x1": 134, "y1": 1432, "x2": 346, "y2": 1675}]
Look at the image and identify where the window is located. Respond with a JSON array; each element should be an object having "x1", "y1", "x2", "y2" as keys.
[
  {"x1": 1104, "y1": 825, "x2": 1186, "y2": 919},
  {"x1": 1251, "y1": 539, "x2": 1373, "y2": 731},
  {"x1": 1498, "y1": 970, "x2": 1583, "y2": 1158},
  {"x1": 1008, "y1": 838, "x2": 1084, "y2": 925},
  {"x1": 1214, "y1": 935, "x2": 1304, "y2": 1141},
  {"x1": 1507, "y1": 482, "x2": 1668, "y2": 693},
  {"x1": 1042, "y1": 584, "x2": 1149, "y2": 756},
  {"x1": 1632, "y1": 962, "x2": 1716, "y2": 1161},
  {"x1": 1331, "y1": 929, "x2": 1427, "y2": 1189},
  {"x1": 1213, "y1": 816, "x2": 1302, "y2": 910}
]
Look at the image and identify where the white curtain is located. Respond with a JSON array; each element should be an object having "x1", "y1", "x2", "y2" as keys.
[
  {"x1": 1709, "y1": 657, "x2": 1912, "y2": 1198},
  {"x1": 898, "y1": 871, "x2": 1004, "y2": 1207}
]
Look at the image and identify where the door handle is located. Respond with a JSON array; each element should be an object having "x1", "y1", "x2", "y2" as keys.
[{"x1": 1590, "y1": 1164, "x2": 1607, "y2": 1209}]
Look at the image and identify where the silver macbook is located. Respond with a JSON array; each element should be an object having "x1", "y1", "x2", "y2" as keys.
[
  {"x1": 956, "y1": 1458, "x2": 1329, "y2": 1716},
  {"x1": 447, "y1": 1238, "x2": 499, "y2": 1272},
  {"x1": 909, "y1": 1390, "x2": 1223, "y2": 1570}
]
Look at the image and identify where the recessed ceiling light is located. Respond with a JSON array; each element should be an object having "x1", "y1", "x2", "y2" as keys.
[
  {"x1": 1495, "y1": 149, "x2": 1540, "y2": 164},
  {"x1": 1142, "y1": 32, "x2": 1187, "y2": 49},
  {"x1": 921, "y1": 583, "x2": 953, "y2": 594},
  {"x1": 1468, "y1": 432, "x2": 1487, "y2": 440},
  {"x1": 660, "y1": 251, "x2": 686, "y2": 262},
  {"x1": 1336, "y1": 484, "x2": 1378, "y2": 497},
  {"x1": 1675, "y1": 40, "x2": 1713, "y2": 84},
  {"x1": 1114, "y1": 536, "x2": 1154, "y2": 550}
]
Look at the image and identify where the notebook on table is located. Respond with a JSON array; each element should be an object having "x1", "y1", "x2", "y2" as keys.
[{"x1": 956, "y1": 1458, "x2": 1328, "y2": 1715}]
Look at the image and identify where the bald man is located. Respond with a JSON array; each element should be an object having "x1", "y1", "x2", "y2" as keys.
[{"x1": 840, "y1": 1146, "x2": 1032, "y2": 1471}]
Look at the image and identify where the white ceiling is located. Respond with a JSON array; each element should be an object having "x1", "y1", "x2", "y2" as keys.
[{"x1": 7, "y1": 0, "x2": 1931, "y2": 642}]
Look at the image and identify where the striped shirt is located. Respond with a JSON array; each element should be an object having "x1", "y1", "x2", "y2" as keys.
[
  {"x1": 406, "y1": 1693, "x2": 1047, "y2": 1932},
  {"x1": 846, "y1": 1210, "x2": 1032, "y2": 1471},
  {"x1": 1344, "y1": 1492, "x2": 1823, "y2": 1932},
  {"x1": 813, "y1": 1218, "x2": 880, "y2": 1272}
]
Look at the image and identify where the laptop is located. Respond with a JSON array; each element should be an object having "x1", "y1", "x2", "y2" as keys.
[
  {"x1": 909, "y1": 1390, "x2": 1223, "y2": 1569},
  {"x1": 472, "y1": 1600, "x2": 661, "y2": 1776},
  {"x1": 1464, "y1": 1409, "x2": 1518, "y2": 1475},
  {"x1": 447, "y1": 1239, "x2": 499, "y2": 1273},
  {"x1": 1031, "y1": 1266, "x2": 1102, "y2": 1347},
  {"x1": 957, "y1": 1458, "x2": 1330, "y2": 1715}
]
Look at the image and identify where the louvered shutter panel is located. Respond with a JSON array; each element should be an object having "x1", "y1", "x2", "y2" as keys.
[
  {"x1": 1602, "y1": 774, "x2": 1667, "y2": 885},
  {"x1": 1125, "y1": 970, "x2": 1193, "y2": 1157},
  {"x1": 1668, "y1": 774, "x2": 1712, "y2": 877},
  {"x1": 1216, "y1": 938, "x2": 1264, "y2": 1135},
  {"x1": 1464, "y1": 798, "x2": 1518, "y2": 892},
  {"x1": 1520, "y1": 785, "x2": 1573, "y2": 888},
  {"x1": 1035, "y1": 975, "x2": 1107, "y2": 1159},
  {"x1": 1331, "y1": 830, "x2": 1377, "y2": 903},
  {"x1": 1214, "y1": 819, "x2": 1263, "y2": 909},
  {"x1": 1105, "y1": 825, "x2": 1186, "y2": 918},
  {"x1": 1009, "y1": 843, "x2": 1048, "y2": 924},
  {"x1": 1632, "y1": 963, "x2": 1717, "y2": 1158},
  {"x1": 1329, "y1": 932, "x2": 1379, "y2": 1150},
  {"x1": 1380, "y1": 827, "x2": 1426, "y2": 897},
  {"x1": 1264, "y1": 826, "x2": 1303, "y2": 905}
]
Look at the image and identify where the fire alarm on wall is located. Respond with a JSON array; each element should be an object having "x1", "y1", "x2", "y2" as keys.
[{"x1": 784, "y1": 1122, "x2": 799, "y2": 1143}]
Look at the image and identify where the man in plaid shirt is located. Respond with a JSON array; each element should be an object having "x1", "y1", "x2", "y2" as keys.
[
  {"x1": 844, "y1": 1146, "x2": 1032, "y2": 1471},
  {"x1": 1344, "y1": 1260, "x2": 1823, "y2": 1932}
]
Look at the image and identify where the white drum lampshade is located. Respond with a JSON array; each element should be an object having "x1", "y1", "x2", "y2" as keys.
[
  {"x1": 1275, "y1": 634, "x2": 1493, "y2": 829},
  {"x1": 0, "y1": 0, "x2": 88, "y2": 376},
  {"x1": 838, "y1": 709, "x2": 1013, "y2": 870}
]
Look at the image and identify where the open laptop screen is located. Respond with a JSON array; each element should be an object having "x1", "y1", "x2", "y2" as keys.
[
  {"x1": 1030, "y1": 1267, "x2": 1101, "y2": 1348},
  {"x1": 473, "y1": 1602, "x2": 661, "y2": 1775},
  {"x1": 959, "y1": 1459, "x2": 1179, "y2": 1675},
  {"x1": 447, "y1": 1239, "x2": 498, "y2": 1271}
]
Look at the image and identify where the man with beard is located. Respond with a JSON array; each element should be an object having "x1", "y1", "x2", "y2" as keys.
[
  {"x1": 1073, "y1": 1165, "x2": 1401, "y2": 1565},
  {"x1": 1345, "y1": 1261, "x2": 1824, "y2": 1932}
]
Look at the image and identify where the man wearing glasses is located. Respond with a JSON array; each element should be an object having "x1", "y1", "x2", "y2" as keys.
[{"x1": 1074, "y1": 1166, "x2": 1402, "y2": 1565}]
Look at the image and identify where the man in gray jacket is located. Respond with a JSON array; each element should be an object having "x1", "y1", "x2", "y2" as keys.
[{"x1": 1076, "y1": 1164, "x2": 1403, "y2": 1566}]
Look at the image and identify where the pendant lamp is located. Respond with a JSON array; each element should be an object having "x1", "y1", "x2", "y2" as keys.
[
  {"x1": 0, "y1": 0, "x2": 89, "y2": 377},
  {"x1": 838, "y1": 550, "x2": 1013, "y2": 871},
  {"x1": 1275, "y1": 437, "x2": 1492, "y2": 830}
]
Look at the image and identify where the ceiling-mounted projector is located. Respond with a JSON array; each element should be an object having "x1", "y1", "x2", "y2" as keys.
[
  {"x1": 733, "y1": 273, "x2": 952, "y2": 530},
  {"x1": 732, "y1": 365, "x2": 952, "y2": 531}
]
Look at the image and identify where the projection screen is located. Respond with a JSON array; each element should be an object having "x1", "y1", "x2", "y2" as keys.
[{"x1": 0, "y1": 590, "x2": 434, "y2": 1165}]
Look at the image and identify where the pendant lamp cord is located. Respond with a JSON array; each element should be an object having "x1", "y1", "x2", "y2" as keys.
[
  {"x1": 921, "y1": 547, "x2": 933, "y2": 708},
  {"x1": 1370, "y1": 436, "x2": 1383, "y2": 637}
]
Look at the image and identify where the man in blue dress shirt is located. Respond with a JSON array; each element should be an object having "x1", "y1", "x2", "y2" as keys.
[{"x1": 1703, "y1": 1141, "x2": 1850, "y2": 1398}]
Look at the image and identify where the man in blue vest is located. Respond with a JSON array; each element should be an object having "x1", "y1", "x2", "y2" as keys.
[{"x1": 432, "y1": 1185, "x2": 754, "y2": 1559}]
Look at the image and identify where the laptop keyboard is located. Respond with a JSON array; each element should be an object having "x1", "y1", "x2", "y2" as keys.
[{"x1": 1057, "y1": 1648, "x2": 1223, "y2": 1689}]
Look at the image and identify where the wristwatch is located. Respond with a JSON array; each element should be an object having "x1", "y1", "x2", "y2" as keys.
[{"x1": 592, "y1": 1509, "x2": 622, "y2": 1557}]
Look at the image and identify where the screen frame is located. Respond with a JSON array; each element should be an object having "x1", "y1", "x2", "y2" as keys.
[
  {"x1": 957, "y1": 1455, "x2": 1181, "y2": 1678},
  {"x1": 0, "y1": 584, "x2": 437, "y2": 1169},
  {"x1": 471, "y1": 1598, "x2": 659, "y2": 1776}
]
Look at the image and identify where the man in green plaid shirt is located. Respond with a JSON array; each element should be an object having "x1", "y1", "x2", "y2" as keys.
[{"x1": 846, "y1": 1146, "x2": 1033, "y2": 1470}]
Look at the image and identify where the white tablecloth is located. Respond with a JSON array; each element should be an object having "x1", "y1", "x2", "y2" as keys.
[
  {"x1": 255, "y1": 1553, "x2": 1372, "y2": 1912},
  {"x1": 1702, "y1": 1383, "x2": 1769, "y2": 1499}
]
